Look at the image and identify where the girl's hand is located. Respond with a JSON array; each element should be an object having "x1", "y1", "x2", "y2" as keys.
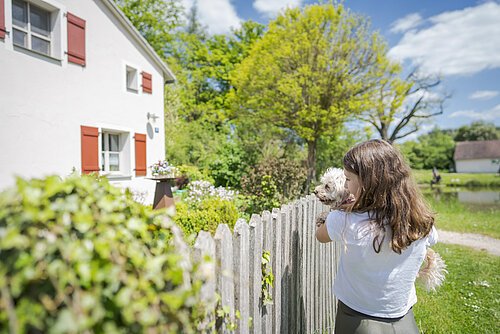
[{"x1": 315, "y1": 211, "x2": 329, "y2": 227}]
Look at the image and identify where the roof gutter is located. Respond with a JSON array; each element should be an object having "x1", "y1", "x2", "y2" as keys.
[{"x1": 101, "y1": 0, "x2": 176, "y2": 83}]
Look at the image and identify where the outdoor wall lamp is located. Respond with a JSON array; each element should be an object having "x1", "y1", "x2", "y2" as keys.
[{"x1": 147, "y1": 112, "x2": 159, "y2": 122}]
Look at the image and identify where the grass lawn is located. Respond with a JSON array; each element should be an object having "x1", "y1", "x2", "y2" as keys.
[
  {"x1": 424, "y1": 195, "x2": 500, "y2": 239},
  {"x1": 412, "y1": 169, "x2": 500, "y2": 187},
  {"x1": 414, "y1": 243, "x2": 499, "y2": 334}
]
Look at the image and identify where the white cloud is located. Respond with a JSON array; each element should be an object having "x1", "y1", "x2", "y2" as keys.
[
  {"x1": 390, "y1": 13, "x2": 424, "y2": 33},
  {"x1": 388, "y1": 2, "x2": 500, "y2": 76},
  {"x1": 253, "y1": 0, "x2": 302, "y2": 18},
  {"x1": 469, "y1": 90, "x2": 499, "y2": 100},
  {"x1": 450, "y1": 104, "x2": 500, "y2": 121},
  {"x1": 181, "y1": 0, "x2": 241, "y2": 35}
]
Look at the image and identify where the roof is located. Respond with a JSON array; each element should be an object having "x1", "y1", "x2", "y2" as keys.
[
  {"x1": 454, "y1": 140, "x2": 500, "y2": 160},
  {"x1": 101, "y1": 0, "x2": 176, "y2": 83}
]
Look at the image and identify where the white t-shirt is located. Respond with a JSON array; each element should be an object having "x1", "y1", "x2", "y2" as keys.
[{"x1": 326, "y1": 210, "x2": 438, "y2": 318}]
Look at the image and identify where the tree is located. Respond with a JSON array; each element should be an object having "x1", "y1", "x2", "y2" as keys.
[
  {"x1": 231, "y1": 4, "x2": 392, "y2": 191},
  {"x1": 360, "y1": 68, "x2": 450, "y2": 143},
  {"x1": 165, "y1": 19, "x2": 265, "y2": 172},
  {"x1": 399, "y1": 128, "x2": 455, "y2": 170},
  {"x1": 454, "y1": 121, "x2": 499, "y2": 142},
  {"x1": 116, "y1": 0, "x2": 183, "y2": 57}
]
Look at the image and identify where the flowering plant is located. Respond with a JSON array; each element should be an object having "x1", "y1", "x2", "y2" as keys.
[
  {"x1": 150, "y1": 160, "x2": 177, "y2": 177},
  {"x1": 184, "y1": 180, "x2": 238, "y2": 205}
]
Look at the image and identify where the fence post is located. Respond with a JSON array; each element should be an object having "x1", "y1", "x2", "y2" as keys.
[
  {"x1": 280, "y1": 204, "x2": 291, "y2": 334},
  {"x1": 272, "y1": 208, "x2": 283, "y2": 334},
  {"x1": 193, "y1": 231, "x2": 217, "y2": 331},
  {"x1": 290, "y1": 201, "x2": 300, "y2": 333},
  {"x1": 234, "y1": 219, "x2": 250, "y2": 334},
  {"x1": 261, "y1": 210, "x2": 273, "y2": 334},
  {"x1": 296, "y1": 197, "x2": 307, "y2": 332},
  {"x1": 249, "y1": 214, "x2": 263, "y2": 334},
  {"x1": 215, "y1": 224, "x2": 235, "y2": 333}
]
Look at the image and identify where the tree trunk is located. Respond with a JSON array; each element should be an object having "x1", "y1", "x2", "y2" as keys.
[{"x1": 305, "y1": 140, "x2": 317, "y2": 194}]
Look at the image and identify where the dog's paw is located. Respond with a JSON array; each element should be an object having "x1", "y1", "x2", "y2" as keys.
[{"x1": 315, "y1": 211, "x2": 329, "y2": 227}]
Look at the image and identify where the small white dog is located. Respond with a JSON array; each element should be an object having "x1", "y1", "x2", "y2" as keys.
[{"x1": 314, "y1": 167, "x2": 447, "y2": 292}]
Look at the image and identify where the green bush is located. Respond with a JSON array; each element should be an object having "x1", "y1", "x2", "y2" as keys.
[
  {"x1": 174, "y1": 198, "x2": 239, "y2": 237},
  {"x1": 241, "y1": 157, "x2": 307, "y2": 214},
  {"x1": 0, "y1": 175, "x2": 205, "y2": 334},
  {"x1": 176, "y1": 165, "x2": 213, "y2": 183}
]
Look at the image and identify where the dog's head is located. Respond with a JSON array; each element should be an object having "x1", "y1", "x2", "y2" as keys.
[{"x1": 314, "y1": 167, "x2": 350, "y2": 207}]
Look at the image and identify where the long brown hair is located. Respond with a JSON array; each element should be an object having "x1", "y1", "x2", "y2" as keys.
[{"x1": 343, "y1": 139, "x2": 434, "y2": 253}]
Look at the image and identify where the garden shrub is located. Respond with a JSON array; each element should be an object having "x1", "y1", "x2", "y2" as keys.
[
  {"x1": 174, "y1": 181, "x2": 239, "y2": 237},
  {"x1": 241, "y1": 157, "x2": 307, "y2": 214},
  {"x1": 0, "y1": 175, "x2": 206, "y2": 334},
  {"x1": 174, "y1": 198, "x2": 239, "y2": 237},
  {"x1": 176, "y1": 165, "x2": 213, "y2": 184}
]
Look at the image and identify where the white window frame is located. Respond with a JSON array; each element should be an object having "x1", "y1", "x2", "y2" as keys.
[
  {"x1": 126, "y1": 65, "x2": 139, "y2": 93},
  {"x1": 12, "y1": 0, "x2": 53, "y2": 56},
  {"x1": 100, "y1": 130, "x2": 130, "y2": 176}
]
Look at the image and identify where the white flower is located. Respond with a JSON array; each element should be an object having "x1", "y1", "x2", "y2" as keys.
[{"x1": 185, "y1": 180, "x2": 238, "y2": 204}]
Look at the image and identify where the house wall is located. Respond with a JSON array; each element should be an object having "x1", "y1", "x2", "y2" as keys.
[
  {"x1": 0, "y1": 0, "x2": 167, "y2": 204},
  {"x1": 455, "y1": 159, "x2": 499, "y2": 173}
]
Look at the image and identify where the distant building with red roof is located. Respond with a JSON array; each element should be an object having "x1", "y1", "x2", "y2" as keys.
[{"x1": 453, "y1": 140, "x2": 500, "y2": 173}]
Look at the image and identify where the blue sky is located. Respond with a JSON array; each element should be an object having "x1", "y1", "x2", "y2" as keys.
[{"x1": 181, "y1": 0, "x2": 500, "y2": 138}]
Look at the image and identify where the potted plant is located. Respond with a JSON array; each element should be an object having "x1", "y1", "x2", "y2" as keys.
[{"x1": 149, "y1": 160, "x2": 177, "y2": 179}]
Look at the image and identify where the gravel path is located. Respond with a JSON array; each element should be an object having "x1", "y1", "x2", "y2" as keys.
[{"x1": 438, "y1": 229, "x2": 500, "y2": 256}]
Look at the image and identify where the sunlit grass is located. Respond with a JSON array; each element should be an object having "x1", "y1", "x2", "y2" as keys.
[
  {"x1": 414, "y1": 243, "x2": 499, "y2": 334},
  {"x1": 412, "y1": 169, "x2": 500, "y2": 187},
  {"x1": 422, "y1": 192, "x2": 500, "y2": 239}
]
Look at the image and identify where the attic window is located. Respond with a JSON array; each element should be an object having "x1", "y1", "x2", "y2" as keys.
[{"x1": 126, "y1": 65, "x2": 138, "y2": 92}]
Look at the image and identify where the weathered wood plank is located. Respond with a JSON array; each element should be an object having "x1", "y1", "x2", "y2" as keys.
[
  {"x1": 234, "y1": 219, "x2": 250, "y2": 334},
  {"x1": 249, "y1": 214, "x2": 263, "y2": 334},
  {"x1": 271, "y1": 208, "x2": 282, "y2": 334},
  {"x1": 193, "y1": 231, "x2": 217, "y2": 331},
  {"x1": 291, "y1": 200, "x2": 300, "y2": 334},
  {"x1": 280, "y1": 204, "x2": 291, "y2": 334},
  {"x1": 215, "y1": 224, "x2": 235, "y2": 333},
  {"x1": 261, "y1": 210, "x2": 273, "y2": 334}
]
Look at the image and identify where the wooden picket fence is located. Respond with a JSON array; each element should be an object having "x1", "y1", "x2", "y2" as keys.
[{"x1": 185, "y1": 195, "x2": 341, "y2": 333}]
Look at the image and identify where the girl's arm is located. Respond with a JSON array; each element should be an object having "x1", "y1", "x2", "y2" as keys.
[{"x1": 316, "y1": 222, "x2": 332, "y2": 243}]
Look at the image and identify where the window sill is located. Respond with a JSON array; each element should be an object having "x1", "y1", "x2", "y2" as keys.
[
  {"x1": 103, "y1": 174, "x2": 133, "y2": 181},
  {"x1": 13, "y1": 44, "x2": 62, "y2": 65}
]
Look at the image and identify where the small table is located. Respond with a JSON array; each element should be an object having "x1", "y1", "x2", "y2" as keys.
[{"x1": 149, "y1": 177, "x2": 176, "y2": 210}]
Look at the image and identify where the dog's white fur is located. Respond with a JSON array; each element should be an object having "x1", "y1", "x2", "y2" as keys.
[{"x1": 314, "y1": 167, "x2": 447, "y2": 292}]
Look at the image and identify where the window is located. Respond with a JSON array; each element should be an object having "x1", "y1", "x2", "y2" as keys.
[
  {"x1": 126, "y1": 65, "x2": 138, "y2": 92},
  {"x1": 101, "y1": 131, "x2": 125, "y2": 174},
  {"x1": 12, "y1": 0, "x2": 52, "y2": 56}
]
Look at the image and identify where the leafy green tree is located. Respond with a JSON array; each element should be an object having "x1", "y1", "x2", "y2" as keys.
[
  {"x1": 116, "y1": 0, "x2": 184, "y2": 57},
  {"x1": 454, "y1": 121, "x2": 499, "y2": 142},
  {"x1": 231, "y1": 4, "x2": 393, "y2": 191},
  {"x1": 399, "y1": 128, "x2": 455, "y2": 170}
]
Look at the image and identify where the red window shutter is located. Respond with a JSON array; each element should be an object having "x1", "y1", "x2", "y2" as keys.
[
  {"x1": 0, "y1": 0, "x2": 6, "y2": 39},
  {"x1": 81, "y1": 126, "x2": 99, "y2": 174},
  {"x1": 135, "y1": 133, "x2": 147, "y2": 176},
  {"x1": 142, "y1": 72, "x2": 152, "y2": 94},
  {"x1": 67, "y1": 12, "x2": 86, "y2": 66}
]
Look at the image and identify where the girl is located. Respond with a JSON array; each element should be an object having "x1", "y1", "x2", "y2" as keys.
[{"x1": 316, "y1": 139, "x2": 438, "y2": 334}]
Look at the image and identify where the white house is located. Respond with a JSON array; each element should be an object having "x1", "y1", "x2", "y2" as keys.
[
  {"x1": 454, "y1": 140, "x2": 500, "y2": 173},
  {"x1": 0, "y1": 0, "x2": 175, "y2": 204}
]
